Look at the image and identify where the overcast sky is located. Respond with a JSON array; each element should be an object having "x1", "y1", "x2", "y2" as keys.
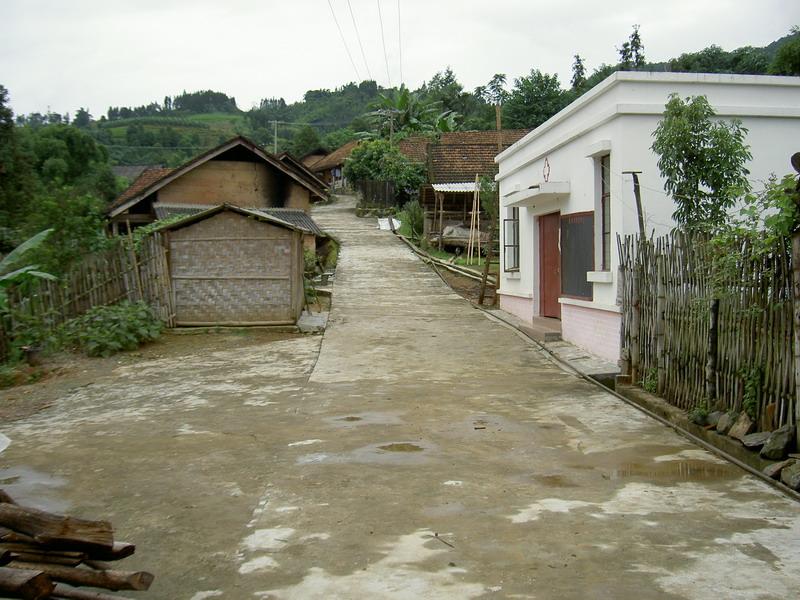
[{"x1": 1, "y1": 0, "x2": 798, "y2": 118}]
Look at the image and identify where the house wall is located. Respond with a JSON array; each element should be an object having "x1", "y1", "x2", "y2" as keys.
[
  {"x1": 497, "y1": 72, "x2": 800, "y2": 361},
  {"x1": 159, "y1": 160, "x2": 277, "y2": 207},
  {"x1": 157, "y1": 159, "x2": 311, "y2": 213},
  {"x1": 286, "y1": 184, "x2": 311, "y2": 212},
  {"x1": 168, "y1": 211, "x2": 298, "y2": 325}
]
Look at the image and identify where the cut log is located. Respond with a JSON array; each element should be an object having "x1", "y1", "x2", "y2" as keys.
[
  {"x1": 0, "y1": 527, "x2": 36, "y2": 544},
  {"x1": 7, "y1": 561, "x2": 153, "y2": 592},
  {"x1": 0, "y1": 504, "x2": 113, "y2": 552},
  {"x1": 85, "y1": 542, "x2": 135, "y2": 562},
  {"x1": 0, "y1": 566, "x2": 54, "y2": 600},
  {"x1": 0, "y1": 490, "x2": 16, "y2": 504},
  {"x1": 0, "y1": 543, "x2": 85, "y2": 567},
  {"x1": 51, "y1": 583, "x2": 135, "y2": 600},
  {"x1": 0, "y1": 549, "x2": 10, "y2": 566}
]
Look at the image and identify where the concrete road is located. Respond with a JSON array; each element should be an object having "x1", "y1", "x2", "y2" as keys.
[{"x1": 2, "y1": 196, "x2": 800, "y2": 599}]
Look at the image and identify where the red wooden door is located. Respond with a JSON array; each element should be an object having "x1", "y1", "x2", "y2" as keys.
[{"x1": 539, "y1": 212, "x2": 561, "y2": 319}]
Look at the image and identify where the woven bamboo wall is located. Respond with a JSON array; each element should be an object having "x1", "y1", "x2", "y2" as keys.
[{"x1": 169, "y1": 212, "x2": 298, "y2": 325}]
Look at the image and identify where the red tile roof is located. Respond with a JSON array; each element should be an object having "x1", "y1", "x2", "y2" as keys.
[
  {"x1": 110, "y1": 167, "x2": 173, "y2": 210},
  {"x1": 397, "y1": 136, "x2": 430, "y2": 163}
]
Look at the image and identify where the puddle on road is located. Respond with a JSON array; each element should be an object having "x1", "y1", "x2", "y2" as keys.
[
  {"x1": 608, "y1": 460, "x2": 739, "y2": 482},
  {"x1": 534, "y1": 474, "x2": 578, "y2": 488},
  {"x1": 378, "y1": 443, "x2": 423, "y2": 453},
  {"x1": 323, "y1": 412, "x2": 404, "y2": 428},
  {"x1": 0, "y1": 466, "x2": 68, "y2": 512}
]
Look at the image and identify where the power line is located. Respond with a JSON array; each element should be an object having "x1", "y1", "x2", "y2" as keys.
[
  {"x1": 327, "y1": 0, "x2": 361, "y2": 81},
  {"x1": 346, "y1": 0, "x2": 373, "y2": 81},
  {"x1": 397, "y1": 0, "x2": 403, "y2": 84},
  {"x1": 376, "y1": 0, "x2": 391, "y2": 86}
]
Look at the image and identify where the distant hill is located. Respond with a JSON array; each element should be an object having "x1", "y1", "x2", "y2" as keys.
[{"x1": 47, "y1": 29, "x2": 799, "y2": 167}]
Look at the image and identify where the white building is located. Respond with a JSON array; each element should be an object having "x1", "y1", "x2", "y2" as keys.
[{"x1": 496, "y1": 72, "x2": 800, "y2": 363}]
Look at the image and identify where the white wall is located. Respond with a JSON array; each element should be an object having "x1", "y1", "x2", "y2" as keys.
[{"x1": 497, "y1": 72, "x2": 800, "y2": 320}]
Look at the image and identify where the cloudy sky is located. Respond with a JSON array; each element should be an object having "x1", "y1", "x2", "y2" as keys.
[{"x1": 1, "y1": 0, "x2": 798, "y2": 117}]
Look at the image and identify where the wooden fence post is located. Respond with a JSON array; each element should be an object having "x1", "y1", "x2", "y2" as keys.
[
  {"x1": 656, "y1": 254, "x2": 666, "y2": 395},
  {"x1": 791, "y1": 151, "x2": 800, "y2": 449},
  {"x1": 630, "y1": 264, "x2": 640, "y2": 384},
  {"x1": 706, "y1": 297, "x2": 720, "y2": 409}
]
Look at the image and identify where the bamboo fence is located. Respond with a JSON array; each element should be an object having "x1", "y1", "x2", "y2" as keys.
[
  {"x1": 619, "y1": 231, "x2": 795, "y2": 432},
  {"x1": 0, "y1": 233, "x2": 174, "y2": 361}
]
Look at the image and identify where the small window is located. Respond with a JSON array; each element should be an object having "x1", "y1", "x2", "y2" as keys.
[
  {"x1": 504, "y1": 207, "x2": 519, "y2": 272},
  {"x1": 600, "y1": 155, "x2": 611, "y2": 271}
]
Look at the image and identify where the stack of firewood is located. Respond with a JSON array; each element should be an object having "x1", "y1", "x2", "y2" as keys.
[{"x1": 0, "y1": 490, "x2": 153, "y2": 599}]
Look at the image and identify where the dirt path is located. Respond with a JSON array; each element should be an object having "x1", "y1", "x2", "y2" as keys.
[{"x1": 1, "y1": 195, "x2": 799, "y2": 599}]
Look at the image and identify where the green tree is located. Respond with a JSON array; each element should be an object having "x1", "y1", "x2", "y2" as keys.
[
  {"x1": 366, "y1": 85, "x2": 453, "y2": 140},
  {"x1": 770, "y1": 27, "x2": 800, "y2": 75},
  {"x1": 504, "y1": 70, "x2": 568, "y2": 129},
  {"x1": 290, "y1": 125, "x2": 322, "y2": 157},
  {"x1": 651, "y1": 94, "x2": 752, "y2": 229},
  {"x1": 571, "y1": 55, "x2": 587, "y2": 90},
  {"x1": 343, "y1": 139, "x2": 425, "y2": 200},
  {"x1": 618, "y1": 25, "x2": 645, "y2": 70},
  {"x1": 73, "y1": 108, "x2": 92, "y2": 128}
]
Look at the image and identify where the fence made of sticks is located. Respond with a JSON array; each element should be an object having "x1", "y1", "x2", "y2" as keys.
[
  {"x1": 618, "y1": 231, "x2": 794, "y2": 432},
  {"x1": 356, "y1": 179, "x2": 396, "y2": 207},
  {"x1": 0, "y1": 233, "x2": 174, "y2": 361}
]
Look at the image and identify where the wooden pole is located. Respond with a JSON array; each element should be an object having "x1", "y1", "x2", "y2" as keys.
[
  {"x1": 631, "y1": 265, "x2": 640, "y2": 384},
  {"x1": 656, "y1": 255, "x2": 666, "y2": 395},
  {"x1": 438, "y1": 192, "x2": 444, "y2": 250},
  {"x1": 789, "y1": 151, "x2": 800, "y2": 448},
  {"x1": 706, "y1": 297, "x2": 720, "y2": 408},
  {"x1": 622, "y1": 171, "x2": 646, "y2": 240}
]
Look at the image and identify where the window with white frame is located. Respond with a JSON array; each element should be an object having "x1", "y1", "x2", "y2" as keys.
[
  {"x1": 600, "y1": 154, "x2": 611, "y2": 271},
  {"x1": 503, "y1": 206, "x2": 520, "y2": 272}
]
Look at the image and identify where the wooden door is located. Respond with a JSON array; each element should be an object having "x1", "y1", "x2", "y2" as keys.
[{"x1": 539, "y1": 212, "x2": 561, "y2": 319}]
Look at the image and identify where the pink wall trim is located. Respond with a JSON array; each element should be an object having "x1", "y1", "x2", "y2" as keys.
[
  {"x1": 499, "y1": 294, "x2": 534, "y2": 323},
  {"x1": 561, "y1": 303, "x2": 621, "y2": 363}
]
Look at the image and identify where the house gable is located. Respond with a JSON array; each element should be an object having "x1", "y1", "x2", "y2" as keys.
[{"x1": 109, "y1": 136, "x2": 319, "y2": 219}]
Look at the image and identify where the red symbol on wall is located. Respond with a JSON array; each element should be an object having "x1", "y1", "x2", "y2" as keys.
[{"x1": 543, "y1": 157, "x2": 551, "y2": 183}]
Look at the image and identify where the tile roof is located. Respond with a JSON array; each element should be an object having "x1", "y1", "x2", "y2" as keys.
[
  {"x1": 255, "y1": 208, "x2": 325, "y2": 237},
  {"x1": 438, "y1": 129, "x2": 530, "y2": 146},
  {"x1": 111, "y1": 167, "x2": 174, "y2": 210},
  {"x1": 397, "y1": 136, "x2": 430, "y2": 163},
  {"x1": 311, "y1": 140, "x2": 360, "y2": 172},
  {"x1": 153, "y1": 203, "x2": 325, "y2": 236},
  {"x1": 429, "y1": 143, "x2": 503, "y2": 184}
]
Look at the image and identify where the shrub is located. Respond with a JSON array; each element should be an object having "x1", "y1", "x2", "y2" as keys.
[
  {"x1": 61, "y1": 301, "x2": 162, "y2": 357},
  {"x1": 398, "y1": 199, "x2": 424, "y2": 240}
]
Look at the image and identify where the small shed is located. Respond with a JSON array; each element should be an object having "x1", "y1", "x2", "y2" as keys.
[{"x1": 158, "y1": 204, "x2": 305, "y2": 327}]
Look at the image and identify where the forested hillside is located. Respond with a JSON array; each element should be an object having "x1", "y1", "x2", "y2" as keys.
[
  {"x1": 0, "y1": 27, "x2": 797, "y2": 272},
  {"x1": 8, "y1": 28, "x2": 797, "y2": 172}
]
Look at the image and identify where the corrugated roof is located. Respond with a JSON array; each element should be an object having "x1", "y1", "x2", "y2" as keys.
[
  {"x1": 431, "y1": 182, "x2": 478, "y2": 192},
  {"x1": 311, "y1": 139, "x2": 360, "y2": 172}
]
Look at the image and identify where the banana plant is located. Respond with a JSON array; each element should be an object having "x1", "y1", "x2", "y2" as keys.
[{"x1": 0, "y1": 229, "x2": 57, "y2": 313}]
